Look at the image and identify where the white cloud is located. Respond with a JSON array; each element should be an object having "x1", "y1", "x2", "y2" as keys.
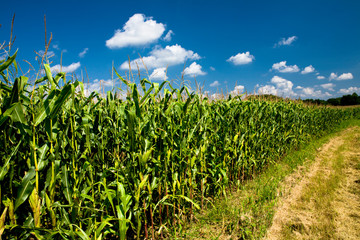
[
  {"x1": 301, "y1": 65, "x2": 315, "y2": 74},
  {"x1": 271, "y1": 61, "x2": 300, "y2": 73},
  {"x1": 79, "y1": 48, "x2": 89, "y2": 58},
  {"x1": 258, "y1": 76, "x2": 295, "y2": 97},
  {"x1": 337, "y1": 73, "x2": 354, "y2": 80},
  {"x1": 338, "y1": 87, "x2": 360, "y2": 94},
  {"x1": 274, "y1": 36, "x2": 297, "y2": 47},
  {"x1": 120, "y1": 44, "x2": 201, "y2": 70},
  {"x1": 317, "y1": 76, "x2": 325, "y2": 80},
  {"x1": 258, "y1": 85, "x2": 277, "y2": 95},
  {"x1": 149, "y1": 67, "x2": 167, "y2": 81},
  {"x1": 106, "y1": 13, "x2": 165, "y2": 49},
  {"x1": 296, "y1": 86, "x2": 332, "y2": 98},
  {"x1": 210, "y1": 80, "x2": 220, "y2": 87},
  {"x1": 329, "y1": 73, "x2": 338, "y2": 80},
  {"x1": 210, "y1": 93, "x2": 222, "y2": 99},
  {"x1": 49, "y1": 62, "x2": 81, "y2": 73},
  {"x1": 299, "y1": 87, "x2": 332, "y2": 98},
  {"x1": 227, "y1": 52, "x2": 254, "y2": 65},
  {"x1": 38, "y1": 50, "x2": 55, "y2": 57},
  {"x1": 230, "y1": 85, "x2": 245, "y2": 95},
  {"x1": 320, "y1": 83, "x2": 335, "y2": 91},
  {"x1": 210, "y1": 66, "x2": 215, "y2": 71},
  {"x1": 329, "y1": 72, "x2": 354, "y2": 81},
  {"x1": 163, "y1": 30, "x2": 174, "y2": 41},
  {"x1": 183, "y1": 62, "x2": 206, "y2": 76},
  {"x1": 52, "y1": 44, "x2": 59, "y2": 50},
  {"x1": 83, "y1": 79, "x2": 115, "y2": 96}
]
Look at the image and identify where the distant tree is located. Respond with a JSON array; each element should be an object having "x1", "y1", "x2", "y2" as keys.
[
  {"x1": 340, "y1": 93, "x2": 359, "y2": 105},
  {"x1": 327, "y1": 97, "x2": 341, "y2": 106}
]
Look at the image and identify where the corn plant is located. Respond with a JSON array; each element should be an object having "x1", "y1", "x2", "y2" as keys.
[{"x1": 0, "y1": 52, "x2": 359, "y2": 239}]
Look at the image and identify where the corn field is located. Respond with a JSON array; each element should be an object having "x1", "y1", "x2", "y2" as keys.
[{"x1": 1, "y1": 52, "x2": 359, "y2": 239}]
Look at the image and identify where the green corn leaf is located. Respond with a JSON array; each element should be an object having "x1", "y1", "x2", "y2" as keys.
[
  {"x1": 61, "y1": 165, "x2": 73, "y2": 204},
  {"x1": 37, "y1": 144, "x2": 49, "y2": 171},
  {"x1": 44, "y1": 64, "x2": 56, "y2": 90},
  {"x1": 0, "y1": 50, "x2": 17, "y2": 73},
  {"x1": 50, "y1": 83, "x2": 72, "y2": 119},
  {"x1": 14, "y1": 167, "x2": 36, "y2": 211},
  {"x1": 0, "y1": 140, "x2": 21, "y2": 181},
  {"x1": 34, "y1": 89, "x2": 58, "y2": 126},
  {"x1": 71, "y1": 224, "x2": 91, "y2": 240}
]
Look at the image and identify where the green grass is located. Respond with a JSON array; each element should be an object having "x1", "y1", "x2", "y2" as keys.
[{"x1": 181, "y1": 119, "x2": 360, "y2": 239}]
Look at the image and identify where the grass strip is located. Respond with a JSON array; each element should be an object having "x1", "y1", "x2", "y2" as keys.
[{"x1": 180, "y1": 119, "x2": 360, "y2": 240}]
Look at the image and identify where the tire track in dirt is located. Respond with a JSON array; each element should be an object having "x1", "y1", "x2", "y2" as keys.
[{"x1": 265, "y1": 126, "x2": 360, "y2": 240}]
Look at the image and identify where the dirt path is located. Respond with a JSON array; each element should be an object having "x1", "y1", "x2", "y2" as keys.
[{"x1": 265, "y1": 127, "x2": 360, "y2": 240}]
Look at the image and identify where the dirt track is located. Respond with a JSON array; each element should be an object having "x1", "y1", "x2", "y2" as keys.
[{"x1": 265, "y1": 127, "x2": 360, "y2": 240}]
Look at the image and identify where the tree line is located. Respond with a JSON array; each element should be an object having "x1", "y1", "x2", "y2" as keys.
[{"x1": 303, "y1": 92, "x2": 360, "y2": 106}]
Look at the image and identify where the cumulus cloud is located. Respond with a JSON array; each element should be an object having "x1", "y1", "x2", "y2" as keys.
[
  {"x1": 210, "y1": 93, "x2": 223, "y2": 99},
  {"x1": 210, "y1": 66, "x2": 215, "y2": 71},
  {"x1": 227, "y1": 52, "x2": 254, "y2": 65},
  {"x1": 329, "y1": 72, "x2": 354, "y2": 81},
  {"x1": 149, "y1": 67, "x2": 167, "y2": 81},
  {"x1": 317, "y1": 76, "x2": 325, "y2": 80},
  {"x1": 163, "y1": 30, "x2": 174, "y2": 41},
  {"x1": 320, "y1": 83, "x2": 335, "y2": 91},
  {"x1": 301, "y1": 65, "x2": 315, "y2": 74},
  {"x1": 120, "y1": 44, "x2": 201, "y2": 70},
  {"x1": 274, "y1": 36, "x2": 297, "y2": 47},
  {"x1": 338, "y1": 87, "x2": 360, "y2": 94},
  {"x1": 210, "y1": 80, "x2": 220, "y2": 87},
  {"x1": 79, "y1": 48, "x2": 89, "y2": 58},
  {"x1": 296, "y1": 86, "x2": 332, "y2": 98},
  {"x1": 230, "y1": 85, "x2": 245, "y2": 95},
  {"x1": 271, "y1": 61, "x2": 300, "y2": 73},
  {"x1": 82, "y1": 79, "x2": 117, "y2": 97},
  {"x1": 258, "y1": 76, "x2": 295, "y2": 97},
  {"x1": 295, "y1": 84, "x2": 332, "y2": 98},
  {"x1": 183, "y1": 62, "x2": 206, "y2": 77},
  {"x1": 106, "y1": 13, "x2": 165, "y2": 49},
  {"x1": 49, "y1": 62, "x2": 81, "y2": 74}
]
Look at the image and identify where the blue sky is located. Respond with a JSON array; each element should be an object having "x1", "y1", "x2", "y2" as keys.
[{"x1": 1, "y1": 0, "x2": 359, "y2": 99}]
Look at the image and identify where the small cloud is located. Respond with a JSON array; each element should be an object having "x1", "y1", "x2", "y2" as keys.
[
  {"x1": 329, "y1": 72, "x2": 354, "y2": 81},
  {"x1": 211, "y1": 93, "x2": 222, "y2": 99},
  {"x1": 271, "y1": 61, "x2": 299, "y2": 73},
  {"x1": 52, "y1": 44, "x2": 60, "y2": 50},
  {"x1": 210, "y1": 66, "x2": 215, "y2": 71},
  {"x1": 183, "y1": 62, "x2": 206, "y2": 77},
  {"x1": 49, "y1": 62, "x2": 81, "y2": 74},
  {"x1": 258, "y1": 76, "x2": 295, "y2": 97},
  {"x1": 338, "y1": 86, "x2": 360, "y2": 94},
  {"x1": 210, "y1": 80, "x2": 220, "y2": 87},
  {"x1": 230, "y1": 85, "x2": 245, "y2": 95},
  {"x1": 274, "y1": 36, "x2": 297, "y2": 47},
  {"x1": 38, "y1": 50, "x2": 55, "y2": 58},
  {"x1": 320, "y1": 83, "x2": 335, "y2": 91},
  {"x1": 120, "y1": 44, "x2": 200, "y2": 70},
  {"x1": 149, "y1": 67, "x2": 167, "y2": 81},
  {"x1": 301, "y1": 65, "x2": 315, "y2": 74},
  {"x1": 227, "y1": 51, "x2": 254, "y2": 65},
  {"x1": 317, "y1": 76, "x2": 325, "y2": 80},
  {"x1": 79, "y1": 48, "x2": 89, "y2": 58},
  {"x1": 106, "y1": 13, "x2": 166, "y2": 49},
  {"x1": 83, "y1": 79, "x2": 114, "y2": 96},
  {"x1": 163, "y1": 30, "x2": 174, "y2": 41}
]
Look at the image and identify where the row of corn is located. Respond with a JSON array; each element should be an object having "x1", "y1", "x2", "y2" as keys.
[{"x1": 1, "y1": 52, "x2": 359, "y2": 239}]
